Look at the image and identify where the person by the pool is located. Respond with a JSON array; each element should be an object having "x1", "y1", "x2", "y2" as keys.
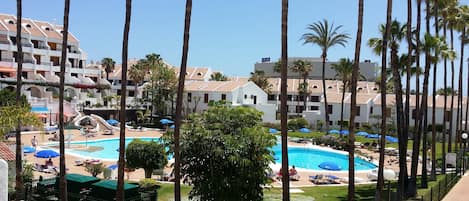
[
  {"x1": 289, "y1": 166, "x2": 298, "y2": 176},
  {"x1": 31, "y1": 136, "x2": 38, "y2": 150}
]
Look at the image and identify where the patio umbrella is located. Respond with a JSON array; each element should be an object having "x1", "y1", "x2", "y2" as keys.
[
  {"x1": 269, "y1": 128, "x2": 278, "y2": 133},
  {"x1": 169, "y1": 125, "x2": 175, "y2": 129},
  {"x1": 160, "y1": 118, "x2": 174, "y2": 125},
  {"x1": 23, "y1": 146, "x2": 36, "y2": 153},
  {"x1": 340, "y1": 130, "x2": 349, "y2": 135},
  {"x1": 299, "y1": 128, "x2": 311, "y2": 133},
  {"x1": 328, "y1": 129, "x2": 340, "y2": 134},
  {"x1": 34, "y1": 150, "x2": 60, "y2": 158},
  {"x1": 385, "y1": 136, "x2": 398, "y2": 143},
  {"x1": 356, "y1": 131, "x2": 369, "y2": 136},
  {"x1": 107, "y1": 164, "x2": 118, "y2": 170},
  {"x1": 318, "y1": 161, "x2": 342, "y2": 171},
  {"x1": 106, "y1": 119, "x2": 119, "y2": 125},
  {"x1": 366, "y1": 134, "x2": 381, "y2": 139}
]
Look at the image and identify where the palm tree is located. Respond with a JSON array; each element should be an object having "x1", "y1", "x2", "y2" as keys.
[
  {"x1": 331, "y1": 58, "x2": 353, "y2": 133},
  {"x1": 102, "y1": 57, "x2": 116, "y2": 81},
  {"x1": 375, "y1": 0, "x2": 392, "y2": 198},
  {"x1": 455, "y1": 5, "x2": 468, "y2": 151},
  {"x1": 348, "y1": 1, "x2": 363, "y2": 200},
  {"x1": 430, "y1": 0, "x2": 440, "y2": 181},
  {"x1": 281, "y1": 1, "x2": 290, "y2": 200},
  {"x1": 173, "y1": 1, "x2": 192, "y2": 200},
  {"x1": 290, "y1": 59, "x2": 312, "y2": 112},
  {"x1": 249, "y1": 70, "x2": 272, "y2": 93},
  {"x1": 301, "y1": 19, "x2": 350, "y2": 132},
  {"x1": 128, "y1": 62, "x2": 146, "y2": 103},
  {"x1": 116, "y1": 0, "x2": 132, "y2": 200},
  {"x1": 15, "y1": 0, "x2": 24, "y2": 199},
  {"x1": 403, "y1": 0, "x2": 412, "y2": 197},
  {"x1": 58, "y1": 0, "x2": 71, "y2": 200},
  {"x1": 209, "y1": 72, "x2": 228, "y2": 81}
]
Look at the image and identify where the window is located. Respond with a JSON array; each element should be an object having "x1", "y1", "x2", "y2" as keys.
[
  {"x1": 370, "y1": 107, "x2": 374, "y2": 114},
  {"x1": 444, "y1": 111, "x2": 451, "y2": 122},
  {"x1": 268, "y1": 94, "x2": 276, "y2": 101},
  {"x1": 386, "y1": 108, "x2": 392, "y2": 118},
  {"x1": 8, "y1": 20, "x2": 14, "y2": 25},
  {"x1": 204, "y1": 93, "x2": 209, "y2": 103},
  {"x1": 298, "y1": 95, "x2": 305, "y2": 101},
  {"x1": 327, "y1": 105, "x2": 333, "y2": 114},
  {"x1": 356, "y1": 106, "x2": 361, "y2": 116},
  {"x1": 21, "y1": 72, "x2": 28, "y2": 79},
  {"x1": 25, "y1": 24, "x2": 31, "y2": 28},
  {"x1": 117, "y1": 90, "x2": 121, "y2": 95},
  {"x1": 128, "y1": 90, "x2": 135, "y2": 97},
  {"x1": 71, "y1": 73, "x2": 78, "y2": 77},
  {"x1": 295, "y1": 106, "x2": 304, "y2": 113},
  {"x1": 287, "y1": 95, "x2": 293, "y2": 101},
  {"x1": 310, "y1": 106, "x2": 319, "y2": 110},
  {"x1": 187, "y1": 93, "x2": 192, "y2": 102},
  {"x1": 244, "y1": 94, "x2": 247, "y2": 99},
  {"x1": 329, "y1": 121, "x2": 333, "y2": 126},
  {"x1": 313, "y1": 85, "x2": 318, "y2": 89},
  {"x1": 221, "y1": 94, "x2": 226, "y2": 100},
  {"x1": 310, "y1": 96, "x2": 320, "y2": 102},
  {"x1": 355, "y1": 123, "x2": 360, "y2": 128},
  {"x1": 412, "y1": 109, "x2": 417, "y2": 119}
]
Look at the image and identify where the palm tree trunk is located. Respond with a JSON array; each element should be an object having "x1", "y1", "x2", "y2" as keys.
[
  {"x1": 116, "y1": 0, "x2": 131, "y2": 200},
  {"x1": 409, "y1": 0, "x2": 422, "y2": 196},
  {"x1": 303, "y1": 76, "x2": 307, "y2": 113},
  {"x1": 58, "y1": 0, "x2": 71, "y2": 200},
  {"x1": 173, "y1": 1, "x2": 192, "y2": 200},
  {"x1": 430, "y1": 0, "x2": 439, "y2": 181},
  {"x1": 15, "y1": 1, "x2": 24, "y2": 199},
  {"x1": 281, "y1": 1, "x2": 290, "y2": 200},
  {"x1": 457, "y1": 27, "x2": 465, "y2": 151},
  {"x1": 449, "y1": 27, "x2": 455, "y2": 153},
  {"x1": 340, "y1": 81, "x2": 345, "y2": 133},
  {"x1": 403, "y1": 0, "x2": 412, "y2": 196},
  {"x1": 376, "y1": 0, "x2": 391, "y2": 199},
  {"x1": 442, "y1": 17, "x2": 448, "y2": 175},
  {"x1": 420, "y1": 0, "x2": 432, "y2": 188},
  {"x1": 348, "y1": 1, "x2": 363, "y2": 200},
  {"x1": 322, "y1": 56, "x2": 330, "y2": 132}
]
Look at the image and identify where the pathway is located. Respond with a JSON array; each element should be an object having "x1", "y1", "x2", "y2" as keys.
[{"x1": 442, "y1": 170, "x2": 469, "y2": 201}]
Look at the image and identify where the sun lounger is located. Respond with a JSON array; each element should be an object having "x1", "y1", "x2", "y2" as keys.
[{"x1": 309, "y1": 174, "x2": 340, "y2": 184}]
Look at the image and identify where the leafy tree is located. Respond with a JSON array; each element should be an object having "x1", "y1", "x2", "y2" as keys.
[
  {"x1": 0, "y1": 106, "x2": 42, "y2": 140},
  {"x1": 0, "y1": 88, "x2": 28, "y2": 107},
  {"x1": 287, "y1": 117, "x2": 309, "y2": 130},
  {"x1": 164, "y1": 104, "x2": 276, "y2": 201},
  {"x1": 85, "y1": 163, "x2": 105, "y2": 177},
  {"x1": 331, "y1": 58, "x2": 353, "y2": 133},
  {"x1": 128, "y1": 61, "x2": 146, "y2": 103},
  {"x1": 301, "y1": 19, "x2": 350, "y2": 132},
  {"x1": 209, "y1": 72, "x2": 228, "y2": 81},
  {"x1": 102, "y1": 57, "x2": 116, "y2": 81},
  {"x1": 126, "y1": 139, "x2": 167, "y2": 178},
  {"x1": 290, "y1": 59, "x2": 313, "y2": 112},
  {"x1": 249, "y1": 70, "x2": 272, "y2": 93}
]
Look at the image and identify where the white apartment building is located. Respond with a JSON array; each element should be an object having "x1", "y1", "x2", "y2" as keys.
[{"x1": 0, "y1": 13, "x2": 106, "y2": 122}]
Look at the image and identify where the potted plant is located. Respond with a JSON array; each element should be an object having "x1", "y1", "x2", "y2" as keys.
[{"x1": 138, "y1": 178, "x2": 159, "y2": 201}]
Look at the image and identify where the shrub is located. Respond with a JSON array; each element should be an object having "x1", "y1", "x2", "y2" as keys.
[
  {"x1": 85, "y1": 163, "x2": 105, "y2": 177},
  {"x1": 288, "y1": 117, "x2": 309, "y2": 130}
]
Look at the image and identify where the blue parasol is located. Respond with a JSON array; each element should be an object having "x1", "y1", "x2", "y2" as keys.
[
  {"x1": 269, "y1": 128, "x2": 278, "y2": 133},
  {"x1": 160, "y1": 119, "x2": 174, "y2": 125},
  {"x1": 23, "y1": 146, "x2": 36, "y2": 153},
  {"x1": 299, "y1": 128, "x2": 311, "y2": 133},
  {"x1": 34, "y1": 150, "x2": 59, "y2": 158},
  {"x1": 356, "y1": 131, "x2": 369, "y2": 136},
  {"x1": 328, "y1": 129, "x2": 340, "y2": 134},
  {"x1": 170, "y1": 125, "x2": 175, "y2": 129},
  {"x1": 106, "y1": 119, "x2": 119, "y2": 125},
  {"x1": 318, "y1": 161, "x2": 342, "y2": 171},
  {"x1": 340, "y1": 130, "x2": 349, "y2": 135}
]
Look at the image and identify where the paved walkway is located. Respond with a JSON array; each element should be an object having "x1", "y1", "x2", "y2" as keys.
[{"x1": 442, "y1": 171, "x2": 469, "y2": 201}]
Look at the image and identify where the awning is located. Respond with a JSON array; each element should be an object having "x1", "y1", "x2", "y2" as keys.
[
  {"x1": 37, "y1": 114, "x2": 47, "y2": 118},
  {"x1": 0, "y1": 67, "x2": 15, "y2": 73}
]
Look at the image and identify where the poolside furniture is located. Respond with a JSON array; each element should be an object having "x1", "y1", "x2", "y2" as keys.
[
  {"x1": 309, "y1": 174, "x2": 340, "y2": 184},
  {"x1": 102, "y1": 129, "x2": 113, "y2": 135},
  {"x1": 74, "y1": 160, "x2": 84, "y2": 166}
]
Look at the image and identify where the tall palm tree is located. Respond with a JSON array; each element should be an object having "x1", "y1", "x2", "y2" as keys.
[
  {"x1": 301, "y1": 19, "x2": 350, "y2": 132},
  {"x1": 116, "y1": 0, "x2": 132, "y2": 200},
  {"x1": 331, "y1": 58, "x2": 353, "y2": 133},
  {"x1": 410, "y1": 0, "x2": 422, "y2": 196},
  {"x1": 102, "y1": 57, "x2": 116, "y2": 81},
  {"x1": 281, "y1": 1, "x2": 290, "y2": 200},
  {"x1": 290, "y1": 59, "x2": 312, "y2": 112},
  {"x1": 430, "y1": 0, "x2": 440, "y2": 181},
  {"x1": 403, "y1": 0, "x2": 412, "y2": 197},
  {"x1": 348, "y1": 1, "x2": 363, "y2": 200},
  {"x1": 15, "y1": 1, "x2": 24, "y2": 199},
  {"x1": 128, "y1": 62, "x2": 146, "y2": 103},
  {"x1": 455, "y1": 5, "x2": 468, "y2": 151},
  {"x1": 209, "y1": 72, "x2": 228, "y2": 81},
  {"x1": 375, "y1": 0, "x2": 392, "y2": 199},
  {"x1": 58, "y1": 0, "x2": 71, "y2": 200},
  {"x1": 173, "y1": 0, "x2": 192, "y2": 200}
]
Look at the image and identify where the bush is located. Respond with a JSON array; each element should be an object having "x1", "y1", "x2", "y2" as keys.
[
  {"x1": 288, "y1": 117, "x2": 309, "y2": 130},
  {"x1": 85, "y1": 163, "x2": 105, "y2": 177},
  {"x1": 139, "y1": 178, "x2": 158, "y2": 190},
  {"x1": 126, "y1": 139, "x2": 167, "y2": 178},
  {"x1": 262, "y1": 122, "x2": 281, "y2": 130}
]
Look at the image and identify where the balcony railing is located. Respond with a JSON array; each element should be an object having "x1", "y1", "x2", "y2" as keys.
[
  {"x1": 1, "y1": 58, "x2": 14, "y2": 62},
  {"x1": 38, "y1": 45, "x2": 49, "y2": 50},
  {"x1": 24, "y1": 59, "x2": 35, "y2": 64},
  {"x1": 0, "y1": 40, "x2": 9, "y2": 45}
]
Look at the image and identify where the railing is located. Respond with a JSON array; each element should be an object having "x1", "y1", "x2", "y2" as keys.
[
  {"x1": 0, "y1": 40, "x2": 9, "y2": 44},
  {"x1": 1, "y1": 58, "x2": 14, "y2": 62}
]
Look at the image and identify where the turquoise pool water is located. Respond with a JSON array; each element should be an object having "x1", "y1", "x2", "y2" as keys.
[{"x1": 64, "y1": 137, "x2": 377, "y2": 171}]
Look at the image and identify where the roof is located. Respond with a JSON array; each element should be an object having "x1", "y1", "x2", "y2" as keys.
[
  {"x1": 174, "y1": 67, "x2": 210, "y2": 81},
  {"x1": 66, "y1": 173, "x2": 100, "y2": 183},
  {"x1": 91, "y1": 180, "x2": 138, "y2": 190},
  {"x1": 0, "y1": 13, "x2": 78, "y2": 43},
  {"x1": 0, "y1": 142, "x2": 15, "y2": 161},
  {"x1": 267, "y1": 78, "x2": 376, "y2": 94},
  {"x1": 184, "y1": 80, "x2": 249, "y2": 92}
]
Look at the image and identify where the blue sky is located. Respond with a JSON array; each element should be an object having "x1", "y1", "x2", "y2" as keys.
[{"x1": 1, "y1": 0, "x2": 468, "y2": 91}]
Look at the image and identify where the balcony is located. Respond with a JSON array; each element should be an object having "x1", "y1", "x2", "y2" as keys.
[
  {"x1": 0, "y1": 40, "x2": 9, "y2": 45},
  {"x1": 1, "y1": 58, "x2": 14, "y2": 62}
]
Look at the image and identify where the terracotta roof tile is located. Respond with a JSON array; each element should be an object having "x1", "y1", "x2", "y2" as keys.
[{"x1": 0, "y1": 142, "x2": 15, "y2": 161}]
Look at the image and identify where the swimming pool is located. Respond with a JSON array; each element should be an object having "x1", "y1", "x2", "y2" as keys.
[{"x1": 61, "y1": 137, "x2": 377, "y2": 171}]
